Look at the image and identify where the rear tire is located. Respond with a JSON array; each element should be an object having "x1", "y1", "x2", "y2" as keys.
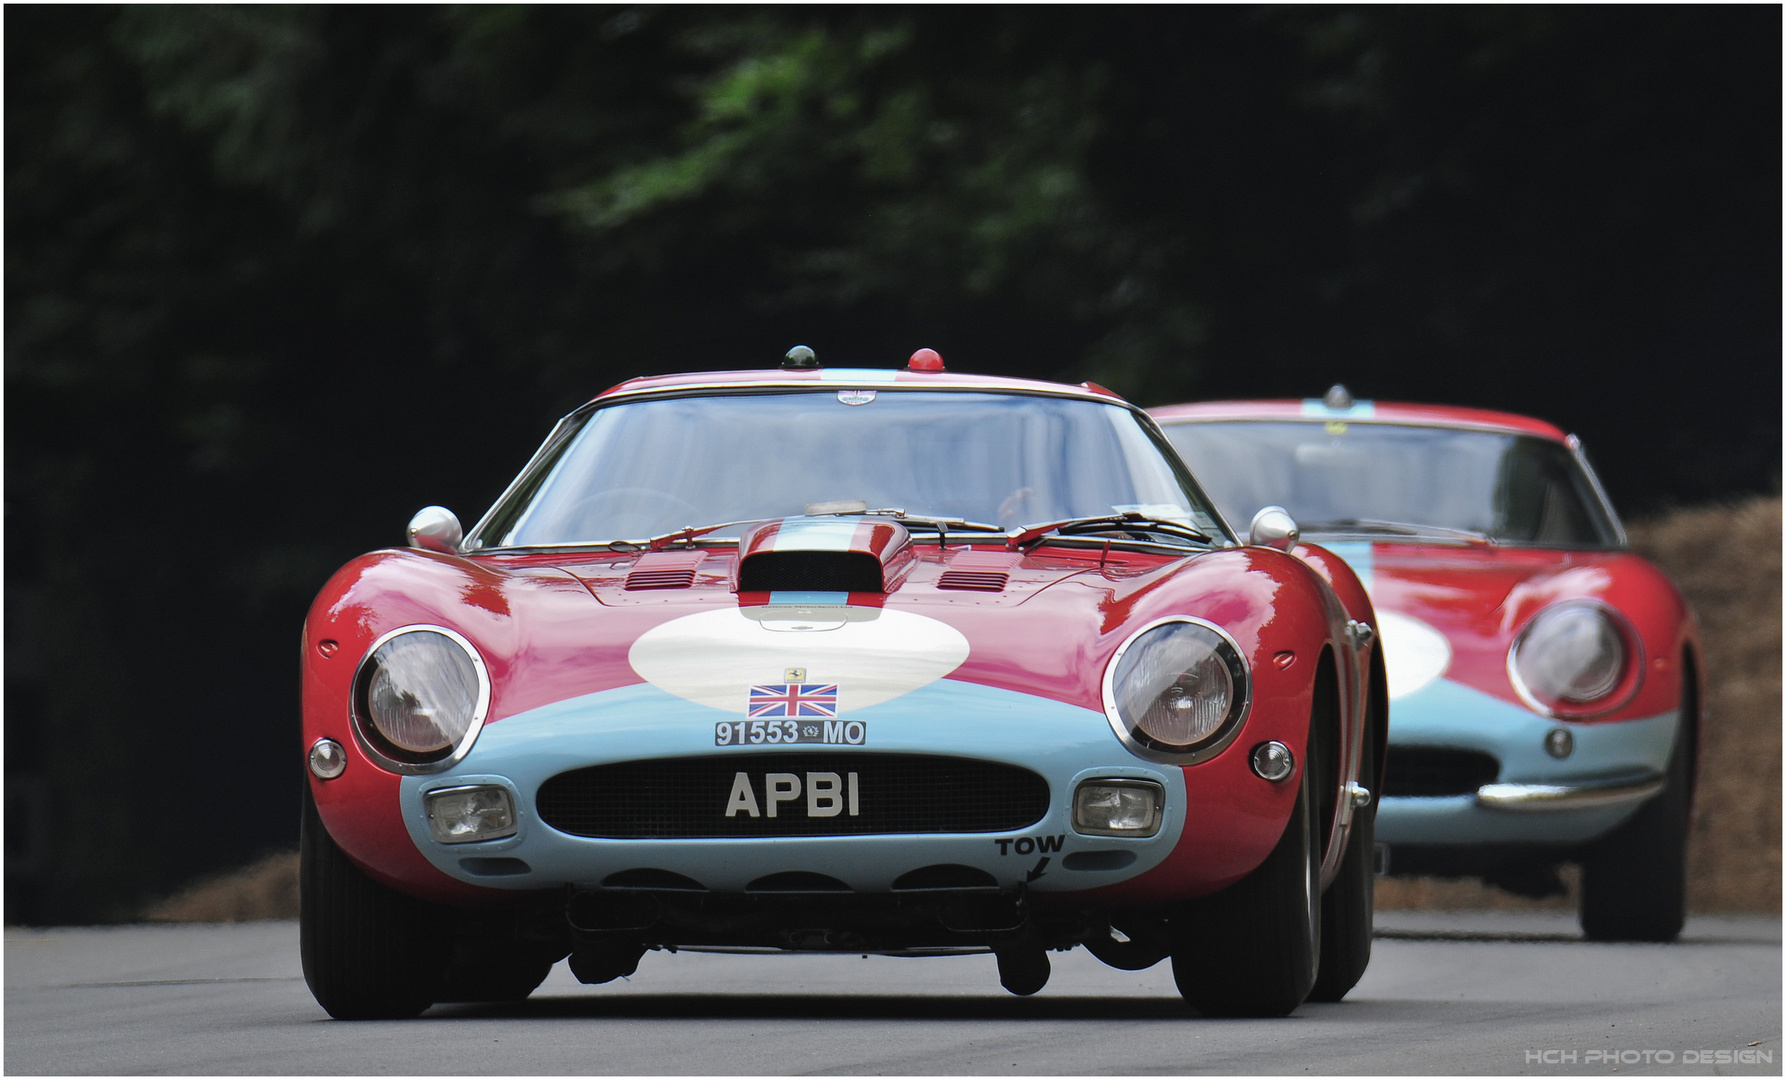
[
  {"x1": 1308, "y1": 717, "x2": 1376, "y2": 1002},
  {"x1": 1579, "y1": 682, "x2": 1693, "y2": 942},
  {"x1": 1170, "y1": 753, "x2": 1321, "y2": 1017},
  {"x1": 300, "y1": 786, "x2": 452, "y2": 1019}
]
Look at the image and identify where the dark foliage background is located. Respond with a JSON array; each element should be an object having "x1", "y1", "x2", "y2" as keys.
[{"x1": 6, "y1": 5, "x2": 1778, "y2": 923}]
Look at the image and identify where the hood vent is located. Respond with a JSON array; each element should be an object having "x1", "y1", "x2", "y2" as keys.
[
  {"x1": 624, "y1": 551, "x2": 705, "y2": 590},
  {"x1": 738, "y1": 551, "x2": 884, "y2": 593},
  {"x1": 937, "y1": 550, "x2": 1023, "y2": 592},
  {"x1": 937, "y1": 570, "x2": 1009, "y2": 591}
]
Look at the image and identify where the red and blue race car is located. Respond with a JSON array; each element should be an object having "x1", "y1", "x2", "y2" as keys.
[
  {"x1": 299, "y1": 351, "x2": 1383, "y2": 1018},
  {"x1": 1154, "y1": 389, "x2": 1700, "y2": 941}
]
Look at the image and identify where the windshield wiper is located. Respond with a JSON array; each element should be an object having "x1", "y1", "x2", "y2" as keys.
[
  {"x1": 858, "y1": 509, "x2": 1006, "y2": 533},
  {"x1": 637, "y1": 509, "x2": 1009, "y2": 552},
  {"x1": 815, "y1": 507, "x2": 1005, "y2": 548},
  {"x1": 802, "y1": 503, "x2": 1003, "y2": 533},
  {"x1": 1299, "y1": 518, "x2": 1493, "y2": 543},
  {"x1": 1006, "y1": 512, "x2": 1213, "y2": 550},
  {"x1": 637, "y1": 518, "x2": 779, "y2": 551}
]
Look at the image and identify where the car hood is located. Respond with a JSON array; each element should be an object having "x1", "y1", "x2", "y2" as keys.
[
  {"x1": 312, "y1": 526, "x2": 1330, "y2": 734},
  {"x1": 1312, "y1": 539, "x2": 1655, "y2": 708}
]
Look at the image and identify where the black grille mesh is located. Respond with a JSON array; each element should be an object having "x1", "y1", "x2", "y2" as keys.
[
  {"x1": 1383, "y1": 747, "x2": 1500, "y2": 797},
  {"x1": 738, "y1": 552, "x2": 884, "y2": 593},
  {"x1": 536, "y1": 753, "x2": 1051, "y2": 838}
]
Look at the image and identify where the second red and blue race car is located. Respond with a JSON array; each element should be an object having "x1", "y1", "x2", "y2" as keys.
[{"x1": 1154, "y1": 389, "x2": 1700, "y2": 941}]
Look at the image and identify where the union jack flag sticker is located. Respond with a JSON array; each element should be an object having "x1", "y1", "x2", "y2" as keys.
[{"x1": 748, "y1": 683, "x2": 839, "y2": 718}]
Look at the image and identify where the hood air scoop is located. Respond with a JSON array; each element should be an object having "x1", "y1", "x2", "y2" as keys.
[{"x1": 737, "y1": 517, "x2": 913, "y2": 594}]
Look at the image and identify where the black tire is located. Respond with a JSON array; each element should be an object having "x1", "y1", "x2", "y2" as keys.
[
  {"x1": 1170, "y1": 751, "x2": 1321, "y2": 1017},
  {"x1": 1307, "y1": 715, "x2": 1375, "y2": 1002},
  {"x1": 437, "y1": 953, "x2": 555, "y2": 1003},
  {"x1": 1579, "y1": 680, "x2": 1694, "y2": 942},
  {"x1": 300, "y1": 786, "x2": 453, "y2": 1019}
]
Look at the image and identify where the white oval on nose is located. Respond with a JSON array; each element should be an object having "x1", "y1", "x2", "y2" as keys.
[{"x1": 628, "y1": 605, "x2": 970, "y2": 713}]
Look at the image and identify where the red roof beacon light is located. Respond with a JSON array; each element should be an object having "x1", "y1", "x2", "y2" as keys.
[{"x1": 906, "y1": 348, "x2": 946, "y2": 373}]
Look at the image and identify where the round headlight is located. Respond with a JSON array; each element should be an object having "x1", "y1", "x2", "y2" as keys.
[
  {"x1": 353, "y1": 627, "x2": 489, "y2": 770},
  {"x1": 1104, "y1": 618, "x2": 1250, "y2": 761},
  {"x1": 1509, "y1": 603, "x2": 1630, "y2": 713}
]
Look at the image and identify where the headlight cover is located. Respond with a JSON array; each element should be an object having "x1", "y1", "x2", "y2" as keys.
[
  {"x1": 352, "y1": 626, "x2": 490, "y2": 773},
  {"x1": 1507, "y1": 602, "x2": 1638, "y2": 717},
  {"x1": 1102, "y1": 617, "x2": 1251, "y2": 763}
]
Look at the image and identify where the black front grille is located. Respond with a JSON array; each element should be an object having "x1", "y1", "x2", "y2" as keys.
[
  {"x1": 537, "y1": 753, "x2": 1051, "y2": 839},
  {"x1": 739, "y1": 552, "x2": 884, "y2": 593},
  {"x1": 1383, "y1": 747, "x2": 1500, "y2": 797}
]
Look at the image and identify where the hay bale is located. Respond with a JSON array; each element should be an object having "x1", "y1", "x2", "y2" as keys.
[
  {"x1": 1627, "y1": 496, "x2": 1782, "y2": 912},
  {"x1": 142, "y1": 850, "x2": 298, "y2": 922}
]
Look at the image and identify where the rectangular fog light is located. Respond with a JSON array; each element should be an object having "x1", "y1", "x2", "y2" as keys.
[
  {"x1": 424, "y1": 785, "x2": 518, "y2": 844},
  {"x1": 1072, "y1": 780, "x2": 1163, "y2": 837}
]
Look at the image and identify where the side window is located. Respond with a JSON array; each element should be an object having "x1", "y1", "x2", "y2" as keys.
[{"x1": 1492, "y1": 440, "x2": 1602, "y2": 545}]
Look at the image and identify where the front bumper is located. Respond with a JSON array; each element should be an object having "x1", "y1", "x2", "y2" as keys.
[
  {"x1": 397, "y1": 679, "x2": 1189, "y2": 895},
  {"x1": 1377, "y1": 677, "x2": 1677, "y2": 847}
]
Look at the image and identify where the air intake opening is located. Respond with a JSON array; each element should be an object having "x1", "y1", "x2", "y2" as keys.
[
  {"x1": 1383, "y1": 747, "x2": 1500, "y2": 797},
  {"x1": 739, "y1": 551, "x2": 884, "y2": 593},
  {"x1": 601, "y1": 868, "x2": 708, "y2": 891},
  {"x1": 746, "y1": 871, "x2": 851, "y2": 893},
  {"x1": 891, "y1": 864, "x2": 1000, "y2": 891},
  {"x1": 537, "y1": 753, "x2": 1050, "y2": 839}
]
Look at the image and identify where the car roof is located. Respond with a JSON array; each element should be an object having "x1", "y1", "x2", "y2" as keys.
[
  {"x1": 1148, "y1": 398, "x2": 1569, "y2": 442},
  {"x1": 591, "y1": 367, "x2": 1127, "y2": 406}
]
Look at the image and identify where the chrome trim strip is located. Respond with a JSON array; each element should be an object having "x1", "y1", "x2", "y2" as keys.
[
  {"x1": 592, "y1": 379, "x2": 1121, "y2": 408},
  {"x1": 1100, "y1": 615, "x2": 1254, "y2": 766},
  {"x1": 349, "y1": 624, "x2": 492, "y2": 776},
  {"x1": 1566, "y1": 434, "x2": 1630, "y2": 548},
  {"x1": 1155, "y1": 414, "x2": 1565, "y2": 438},
  {"x1": 464, "y1": 412, "x2": 580, "y2": 552},
  {"x1": 1475, "y1": 776, "x2": 1665, "y2": 812}
]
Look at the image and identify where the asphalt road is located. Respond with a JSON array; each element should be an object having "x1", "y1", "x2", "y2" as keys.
[{"x1": 6, "y1": 911, "x2": 1778, "y2": 1075}]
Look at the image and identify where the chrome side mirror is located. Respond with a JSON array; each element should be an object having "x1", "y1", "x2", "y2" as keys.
[
  {"x1": 407, "y1": 506, "x2": 463, "y2": 554},
  {"x1": 1248, "y1": 506, "x2": 1300, "y2": 551}
]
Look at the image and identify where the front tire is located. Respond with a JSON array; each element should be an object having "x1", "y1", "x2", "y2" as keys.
[
  {"x1": 437, "y1": 951, "x2": 555, "y2": 1003},
  {"x1": 1308, "y1": 714, "x2": 1376, "y2": 1002},
  {"x1": 1169, "y1": 753, "x2": 1321, "y2": 1017},
  {"x1": 1579, "y1": 680, "x2": 1694, "y2": 942},
  {"x1": 300, "y1": 786, "x2": 452, "y2": 1019}
]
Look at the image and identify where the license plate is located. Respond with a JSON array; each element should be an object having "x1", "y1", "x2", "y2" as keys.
[{"x1": 715, "y1": 719, "x2": 866, "y2": 746}]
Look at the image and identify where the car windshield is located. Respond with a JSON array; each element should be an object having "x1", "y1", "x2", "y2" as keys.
[
  {"x1": 1160, "y1": 420, "x2": 1621, "y2": 547},
  {"x1": 471, "y1": 389, "x2": 1231, "y2": 548}
]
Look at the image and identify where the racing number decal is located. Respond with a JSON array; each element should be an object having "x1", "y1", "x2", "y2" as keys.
[{"x1": 716, "y1": 719, "x2": 867, "y2": 746}]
